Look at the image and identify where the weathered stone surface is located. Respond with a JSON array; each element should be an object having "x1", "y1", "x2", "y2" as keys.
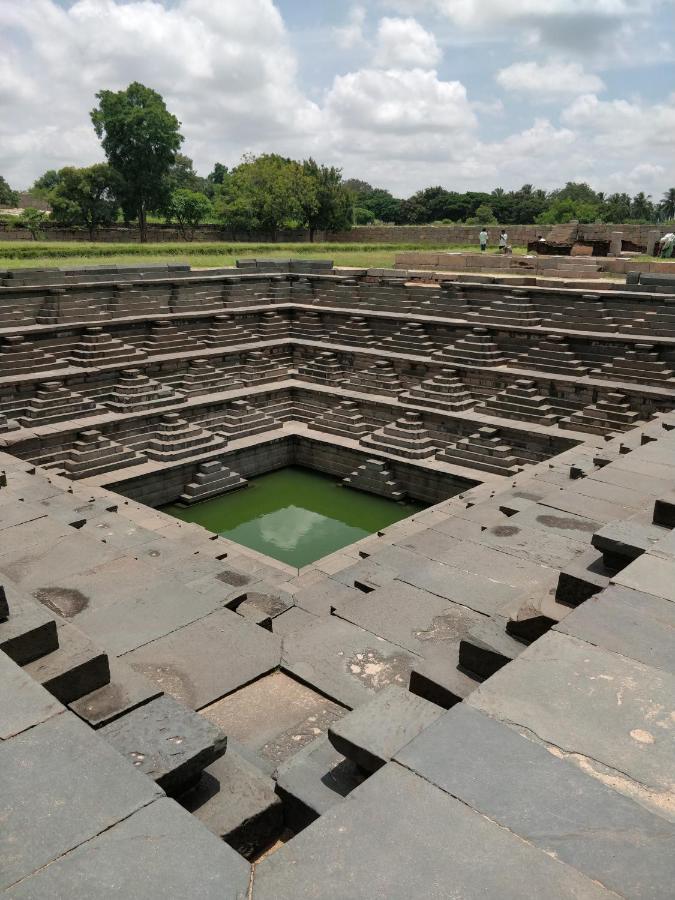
[
  {"x1": 0, "y1": 713, "x2": 162, "y2": 890},
  {"x1": 554, "y1": 585, "x2": 675, "y2": 673},
  {"x1": 397, "y1": 704, "x2": 675, "y2": 899},
  {"x1": 0, "y1": 584, "x2": 58, "y2": 665},
  {"x1": 613, "y1": 553, "x2": 675, "y2": 603},
  {"x1": 333, "y1": 582, "x2": 484, "y2": 657},
  {"x1": 254, "y1": 763, "x2": 615, "y2": 899},
  {"x1": 99, "y1": 694, "x2": 227, "y2": 796},
  {"x1": 281, "y1": 617, "x2": 418, "y2": 709},
  {"x1": 0, "y1": 650, "x2": 63, "y2": 739},
  {"x1": 69, "y1": 657, "x2": 163, "y2": 727},
  {"x1": 458, "y1": 617, "x2": 524, "y2": 678},
  {"x1": 275, "y1": 735, "x2": 366, "y2": 831},
  {"x1": 328, "y1": 684, "x2": 442, "y2": 772},
  {"x1": 200, "y1": 672, "x2": 345, "y2": 768},
  {"x1": 9, "y1": 798, "x2": 250, "y2": 899},
  {"x1": 123, "y1": 608, "x2": 280, "y2": 709},
  {"x1": 409, "y1": 653, "x2": 479, "y2": 708},
  {"x1": 179, "y1": 747, "x2": 283, "y2": 860},
  {"x1": 468, "y1": 631, "x2": 675, "y2": 816}
]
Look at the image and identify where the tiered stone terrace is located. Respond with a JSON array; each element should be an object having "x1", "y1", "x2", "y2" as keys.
[{"x1": 1, "y1": 262, "x2": 674, "y2": 898}]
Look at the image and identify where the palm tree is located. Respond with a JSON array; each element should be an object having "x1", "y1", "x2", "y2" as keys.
[{"x1": 660, "y1": 187, "x2": 675, "y2": 220}]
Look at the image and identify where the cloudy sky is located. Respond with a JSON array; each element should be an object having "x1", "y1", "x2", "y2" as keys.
[{"x1": 2, "y1": 0, "x2": 675, "y2": 197}]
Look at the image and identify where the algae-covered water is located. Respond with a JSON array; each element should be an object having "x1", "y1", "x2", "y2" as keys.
[{"x1": 162, "y1": 466, "x2": 425, "y2": 568}]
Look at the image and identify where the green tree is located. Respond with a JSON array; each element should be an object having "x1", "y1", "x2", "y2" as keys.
[
  {"x1": 48, "y1": 164, "x2": 121, "y2": 240},
  {"x1": 0, "y1": 176, "x2": 19, "y2": 207},
  {"x1": 91, "y1": 81, "x2": 183, "y2": 242},
  {"x1": 630, "y1": 192, "x2": 655, "y2": 222},
  {"x1": 205, "y1": 163, "x2": 228, "y2": 198},
  {"x1": 466, "y1": 203, "x2": 498, "y2": 225},
  {"x1": 602, "y1": 193, "x2": 631, "y2": 223},
  {"x1": 165, "y1": 153, "x2": 207, "y2": 197},
  {"x1": 660, "y1": 188, "x2": 675, "y2": 221},
  {"x1": 18, "y1": 207, "x2": 47, "y2": 240},
  {"x1": 302, "y1": 159, "x2": 353, "y2": 240},
  {"x1": 536, "y1": 197, "x2": 600, "y2": 225},
  {"x1": 214, "y1": 154, "x2": 315, "y2": 235},
  {"x1": 31, "y1": 169, "x2": 61, "y2": 199},
  {"x1": 167, "y1": 189, "x2": 212, "y2": 240},
  {"x1": 353, "y1": 206, "x2": 376, "y2": 225}
]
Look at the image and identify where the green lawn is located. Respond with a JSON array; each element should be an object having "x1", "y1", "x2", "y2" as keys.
[{"x1": 0, "y1": 240, "x2": 528, "y2": 271}]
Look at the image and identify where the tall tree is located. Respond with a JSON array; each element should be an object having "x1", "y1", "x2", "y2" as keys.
[
  {"x1": 0, "y1": 175, "x2": 19, "y2": 207},
  {"x1": 660, "y1": 187, "x2": 675, "y2": 220},
  {"x1": 90, "y1": 82, "x2": 183, "y2": 242},
  {"x1": 301, "y1": 159, "x2": 353, "y2": 240},
  {"x1": 48, "y1": 164, "x2": 121, "y2": 240},
  {"x1": 215, "y1": 154, "x2": 315, "y2": 235}
]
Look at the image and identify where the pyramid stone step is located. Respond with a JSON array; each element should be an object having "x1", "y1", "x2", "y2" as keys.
[
  {"x1": 309, "y1": 400, "x2": 369, "y2": 440},
  {"x1": 70, "y1": 327, "x2": 146, "y2": 367},
  {"x1": 343, "y1": 458, "x2": 406, "y2": 500},
  {"x1": 62, "y1": 429, "x2": 146, "y2": 479},
  {"x1": 360, "y1": 411, "x2": 436, "y2": 459},
  {"x1": 400, "y1": 369, "x2": 474, "y2": 412},
  {"x1": 346, "y1": 359, "x2": 403, "y2": 396},
  {"x1": 204, "y1": 314, "x2": 258, "y2": 346},
  {"x1": 218, "y1": 400, "x2": 279, "y2": 439},
  {"x1": 178, "y1": 460, "x2": 247, "y2": 505},
  {"x1": 433, "y1": 327, "x2": 507, "y2": 368}
]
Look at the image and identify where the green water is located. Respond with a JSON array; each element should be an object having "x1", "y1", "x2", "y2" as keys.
[{"x1": 162, "y1": 466, "x2": 425, "y2": 568}]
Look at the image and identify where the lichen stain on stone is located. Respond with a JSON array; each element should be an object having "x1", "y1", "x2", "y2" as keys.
[
  {"x1": 491, "y1": 525, "x2": 520, "y2": 537},
  {"x1": 630, "y1": 728, "x2": 655, "y2": 744},
  {"x1": 34, "y1": 586, "x2": 89, "y2": 617},
  {"x1": 536, "y1": 514, "x2": 596, "y2": 532},
  {"x1": 414, "y1": 613, "x2": 468, "y2": 643},
  {"x1": 346, "y1": 648, "x2": 411, "y2": 690}
]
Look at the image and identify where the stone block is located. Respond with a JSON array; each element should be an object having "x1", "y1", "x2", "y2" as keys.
[
  {"x1": 458, "y1": 618, "x2": 523, "y2": 678},
  {"x1": 99, "y1": 694, "x2": 227, "y2": 796},
  {"x1": 328, "y1": 684, "x2": 442, "y2": 773},
  {"x1": 69, "y1": 657, "x2": 163, "y2": 728},
  {"x1": 0, "y1": 713, "x2": 162, "y2": 890},
  {"x1": 281, "y1": 616, "x2": 418, "y2": 709},
  {"x1": 179, "y1": 747, "x2": 283, "y2": 860},
  {"x1": 0, "y1": 585, "x2": 58, "y2": 665},
  {"x1": 122, "y1": 607, "x2": 280, "y2": 710},
  {"x1": 275, "y1": 735, "x2": 366, "y2": 831},
  {"x1": 9, "y1": 798, "x2": 250, "y2": 899},
  {"x1": 653, "y1": 493, "x2": 675, "y2": 528},
  {"x1": 254, "y1": 763, "x2": 614, "y2": 899},
  {"x1": 468, "y1": 631, "x2": 675, "y2": 812},
  {"x1": 613, "y1": 553, "x2": 675, "y2": 602},
  {"x1": 409, "y1": 653, "x2": 479, "y2": 708},
  {"x1": 397, "y1": 704, "x2": 675, "y2": 900},
  {"x1": 23, "y1": 621, "x2": 110, "y2": 704},
  {"x1": 0, "y1": 650, "x2": 63, "y2": 740},
  {"x1": 554, "y1": 584, "x2": 675, "y2": 674}
]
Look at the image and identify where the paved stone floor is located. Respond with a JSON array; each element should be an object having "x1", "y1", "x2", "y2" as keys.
[{"x1": 1, "y1": 263, "x2": 674, "y2": 897}]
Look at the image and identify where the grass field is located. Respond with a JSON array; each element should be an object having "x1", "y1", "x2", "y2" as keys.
[{"x1": 0, "y1": 240, "x2": 529, "y2": 271}]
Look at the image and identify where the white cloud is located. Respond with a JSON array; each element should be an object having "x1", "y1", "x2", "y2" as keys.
[
  {"x1": 496, "y1": 61, "x2": 605, "y2": 98},
  {"x1": 334, "y1": 5, "x2": 367, "y2": 50},
  {"x1": 373, "y1": 17, "x2": 441, "y2": 68}
]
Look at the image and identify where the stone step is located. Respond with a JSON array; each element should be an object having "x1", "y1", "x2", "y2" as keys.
[
  {"x1": 23, "y1": 621, "x2": 111, "y2": 704},
  {"x1": 0, "y1": 587, "x2": 59, "y2": 665},
  {"x1": 408, "y1": 654, "x2": 480, "y2": 709},
  {"x1": 458, "y1": 620, "x2": 524, "y2": 679},
  {"x1": 327, "y1": 684, "x2": 443, "y2": 774},
  {"x1": 99, "y1": 694, "x2": 228, "y2": 797}
]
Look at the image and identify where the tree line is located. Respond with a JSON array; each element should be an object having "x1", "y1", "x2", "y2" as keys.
[{"x1": 1, "y1": 81, "x2": 674, "y2": 240}]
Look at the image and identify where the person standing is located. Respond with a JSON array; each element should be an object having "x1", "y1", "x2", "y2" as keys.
[
  {"x1": 659, "y1": 231, "x2": 675, "y2": 258},
  {"x1": 479, "y1": 227, "x2": 488, "y2": 252},
  {"x1": 499, "y1": 229, "x2": 508, "y2": 253}
]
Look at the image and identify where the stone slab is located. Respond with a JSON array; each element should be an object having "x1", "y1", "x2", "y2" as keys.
[
  {"x1": 200, "y1": 671, "x2": 345, "y2": 768},
  {"x1": 409, "y1": 653, "x2": 479, "y2": 708},
  {"x1": 468, "y1": 631, "x2": 675, "y2": 817},
  {"x1": 554, "y1": 585, "x2": 675, "y2": 674},
  {"x1": 467, "y1": 522, "x2": 589, "y2": 569},
  {"x1": 613, "y1": 553, "x2": 675, "y2": 603},
  {"x1": 0, "y1": 713, "x2": 162, "y2": 890},
  {"x1": 333, "y1": 582, "x2": 485, "y2": 657},
  {"x1": 99, "y1": 694, "x2": 227, "y2": 796},
  {"x1": 9, "y1": 798, "x2": 250, "y2": 899},
  {"x1": 271, "y1": 605, "x2": 317, "y2": 636},
  {"x1": 281, "y1": 616, "x2": 419, "y2": 709},
  {"x1": 0, "y1": 650, "x2": 64, "y2": 740},
  {"x1": 293, "y1": 575, "x2": 380, "y2": 617},
  {"x1": 123, "y1": 607, "x2": 280, "y2": 709},
  {"x1": 397, "y1": 704, "x2": 675, "y2": 900},
  {"x1": 69, "y1": 657, "x2": 163, "y2": 728},
  {"x1": 275, "y1": 735, "x2": 366, "y2": 831},
  {"x1": 328, "y1": 684, "x2": 442, "y2": 773},
  {"x1": 458, "y1": 617, "x2": 524, "y2": 678},
  {"x1": 179, "y1": 747, "x2": 283, "y2": 860},
  {"x1": 253, "y1": 763, "x2": 615, "y2": 900}
]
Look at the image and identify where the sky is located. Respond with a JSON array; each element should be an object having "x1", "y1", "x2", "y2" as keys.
[{"x1": 1, "y1": 0, "x2": 675, "y2": 198}]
